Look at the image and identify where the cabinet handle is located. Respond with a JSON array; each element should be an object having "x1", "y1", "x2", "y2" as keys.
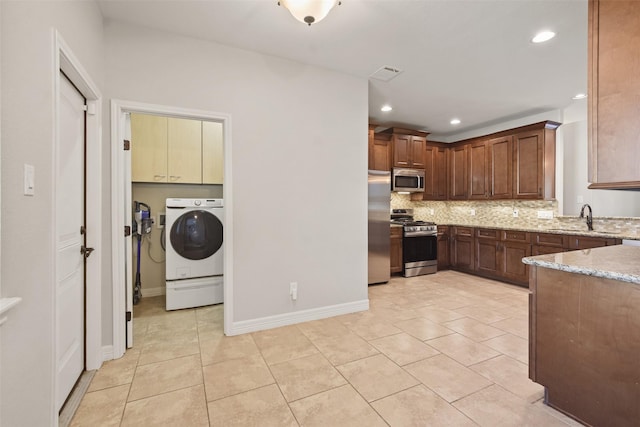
[
  {"x1": 154, "y1": 175, "x2": 166, "y2": 180},
  {"x1": 169, "y1": 175, "x2": 181, "y2": 181}
]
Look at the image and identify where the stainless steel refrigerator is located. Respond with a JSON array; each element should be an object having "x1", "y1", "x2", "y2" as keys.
[{"x1": 368, "y1": 170, "x2": 391, "y2": 284}]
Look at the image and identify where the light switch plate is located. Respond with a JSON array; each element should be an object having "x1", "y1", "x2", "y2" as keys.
[{"x1": 23, "y1": 164, "x2": 35, "y2": 196}]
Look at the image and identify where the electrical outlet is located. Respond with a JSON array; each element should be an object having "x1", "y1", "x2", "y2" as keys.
[
  {"x1": 290, "y1": 282, "x2": 298, "y2": 301},
  {"x1": 513, "y1": 209, "x2": 519, "y2": 218},
  {"x1": 429, "y1": 208, "x2": 435, "y2": 215},
  {"x1": 537, "y1": 210, "x2": 554, "y2": 219},
  {"x1": 157, "y1": 213, "x2": 166, "y2": 228},
  {"x1": 470, "y1": 209, "x2": 476, "y2": 216}
]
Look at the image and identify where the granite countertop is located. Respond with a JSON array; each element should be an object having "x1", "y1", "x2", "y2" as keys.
[
  {"x1": 436, "y1": 223, "x2": 640, "y2": 240},
  {"x1": 522, "y1": 245, "x2": 640, "y2": 284}
]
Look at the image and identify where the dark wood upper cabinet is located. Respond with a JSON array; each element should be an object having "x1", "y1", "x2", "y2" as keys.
[
  {"x1": 513, "y1": 124, "x2": 558, "y2": 200},
  {"x1": 411, "y1": 143, "x2": 448, "y2": 201},
  {"x1": 588, "y1": 0, "x2": 640, "y2": 189},
  {"x1": 468, "y1": 140, "x2": 489, "y2": 199},
  {"x1": 449, "y1": 145, "x2": 468, "y2": 200},
  {"x1": 368, "y1": 126, "x2": 392, "y2": 171},
  {"x1": 488, "y1": 136, "x2": 513, "y2": 199},
  {"x1": 378, "y1": 128, "x2": 428, "y2": 169}
]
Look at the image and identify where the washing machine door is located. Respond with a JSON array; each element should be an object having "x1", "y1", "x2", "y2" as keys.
[{"x1": 169, "y1": 210, "x2": 223, "y2": 260}]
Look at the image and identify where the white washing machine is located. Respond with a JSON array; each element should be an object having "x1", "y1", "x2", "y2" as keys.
[{"x1": 165, "y1": 198, "x2": 224, "y2": 310}]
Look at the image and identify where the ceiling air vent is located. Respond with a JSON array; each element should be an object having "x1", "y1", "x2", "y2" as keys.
[{"x1": 369, "y1": 66, "x2": 403, "y2": 82}]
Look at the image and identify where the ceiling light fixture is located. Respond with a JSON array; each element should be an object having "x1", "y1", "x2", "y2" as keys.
[
  {"x1": 381, "y1": 105, "x2": 393, "y2": 112},
  {"x1": 278, "y1": 0, "x2": 341, "y2": 26},
  {"x1": 532, "y1": 30, "x2": 556, "y2": 43},
  {"x1": 572, "y1": 93, "x2": 587, "y2": 100},
  {"x1": 450, "y1": 118, "x2": 461, "y2": 125}
]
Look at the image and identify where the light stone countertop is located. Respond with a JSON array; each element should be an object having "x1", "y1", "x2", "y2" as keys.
[{"x1": 522, "y1": 245, "x2": 640, "y2": 285}]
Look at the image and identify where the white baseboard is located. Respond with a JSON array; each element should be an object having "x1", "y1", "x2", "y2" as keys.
[
  {"x1": 102, "y1": 345, "x2": 114, "y2": 362},
  {"x1": 141, "y1": 286, "x2": 165, "y2": 297},
  {"x1": 226, "y1": 299, "x2": 369, "y2": 336}
]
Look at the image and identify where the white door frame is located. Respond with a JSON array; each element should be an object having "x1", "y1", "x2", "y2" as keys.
[
  {"x1": 110, "y1": 100, "x2": 233, "y2": 360},
  {"x1": 53, "y1": 30, "x2": 103, "y2": 416}
]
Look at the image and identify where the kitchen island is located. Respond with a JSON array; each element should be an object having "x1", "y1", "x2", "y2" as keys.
[{"x1": 523, "y1": 245, "x2": 640, "y2": 427}]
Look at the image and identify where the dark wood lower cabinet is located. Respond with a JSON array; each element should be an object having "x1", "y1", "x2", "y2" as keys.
[
  {"x1": 529, "y1": 266, "x2": 640, "y2": 426},
  {"x1": 451, "y1": 227, "x2": 474, "y2": 271},
  {"x1": 475, "y1": 229, "x2": 500, "y2": 276},
  {"x1": 390, "y1": 226, "x2": 403, "y2": 274},
  {"x1": 437, "y1": 226, "x2": 450, "y2": 270},
  {"x1": 444, "y1": 227, "x2": 620, "y2": 287}
]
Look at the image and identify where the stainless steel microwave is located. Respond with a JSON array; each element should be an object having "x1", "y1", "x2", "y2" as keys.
[{"x1": 392, "y1": 168, "x2": 425, "y2": 193}]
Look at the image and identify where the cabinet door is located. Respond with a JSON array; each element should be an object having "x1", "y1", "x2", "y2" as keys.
[
  {"x1": 390, "y1": 228, "x2": 403, "y2": 273},
  {"x1": 501, "y1": 241, "x2": 531, "y2": 285},
  {"x1": 423, "y1": 145, "x2": 436, "y2": 197},
  {"x1": 434, "y1": 146, "x2": 448, "y2": 199},
  {"x1": 451, "y1": 227, "x2": 474, "y2": 270},
  {"x1": 475, "y1": 229, "x2": 499, "y2": 276},
  {"x1": 130, "y1": 113, "x2": 168, "y2": 183},
  {"x1": 588, "y1": 0, "x2": 640, "y2": 187},
  {"x1": 411, "y1": 145, "x2": 447, "y2": 201},
  {"x1": 370, "y1": 136, "x2": 392, "y2": 171},
  {"x1": 410, "y1": 136, "x2": 427, "y2": 168},
  {"x1": 488, "y1": 136, "x2": 513, "y2": 198},
  {"x1": 437, "y1": 226, "x2": 450, "y2": 270},
  {"x1": 167, "y1": 117, "x2": 202, "y2": 184},
  {"x1": 469, "y1": 140, "x2": 488, "y2": 199},
  {"x1": 449, "y1": 145, "x2": 468, "y2": 199},
  {"x1": 513, "y1": 130, "x2": 544, "y2": 199},
  {"x1": 393, "y1": 134, "x2": 412, "y2": 168},
  {"x1": 202, "y1": 121, "x2": 224, "y2": 184}
]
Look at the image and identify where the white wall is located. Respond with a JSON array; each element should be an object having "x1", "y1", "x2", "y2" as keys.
[
  {"x1": 561, "y1": 101, "x2": 640, "y2": 217},
  {"x1": 103, "y1": 21, "x2": 368, "y2": 333},
  {"x1": 0, "y1": 2, "x2": 104, "y2": 425}
]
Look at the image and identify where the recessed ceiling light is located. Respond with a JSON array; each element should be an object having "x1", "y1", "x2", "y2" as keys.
[
  {"x1": 532, "y1": 31, "x2": 556, "y2": 43},
  {"x1": 572, "y1": 93, "x2": 587, "y2": 100},
  {"x1": 450, "y1": 118, "x2": 461, "y2": 125},
  {"x1": 381, "y1": 105, "x2": 393, "y2": 112}
]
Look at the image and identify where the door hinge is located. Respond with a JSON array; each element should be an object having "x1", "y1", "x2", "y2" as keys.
[
  {"x1": 126, "y1": 311, "x2": 132, "y2": 322},
  {"x1": 125, "y1": 226, "x2": 131, "y2": 237},
  {"x1": 124, "y1": 139, "x2": 130, "y2": 151}
]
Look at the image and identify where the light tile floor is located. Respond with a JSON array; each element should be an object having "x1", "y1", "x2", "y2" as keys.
[{"x1": 70, "y1": 271, "x2": 583, "y2": 426}]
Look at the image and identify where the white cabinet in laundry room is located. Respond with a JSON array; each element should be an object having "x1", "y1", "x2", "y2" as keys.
[
  {"x1": 131, "y1": 113, "x2": 168, "y2": 183},
  {"x1": 202, "y1": 121, "x2": 224, "y2": 184},
  {"x1": 131, "y1": 114, "x2": 223, "y2": 184},
  {"x1": 167, "y1": 117, "x2": 202, "y2": 184}
]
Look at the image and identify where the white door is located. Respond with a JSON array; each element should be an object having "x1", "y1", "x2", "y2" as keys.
[{"x1": 56, "y1": 73, "x2": 86, "y2": 410}]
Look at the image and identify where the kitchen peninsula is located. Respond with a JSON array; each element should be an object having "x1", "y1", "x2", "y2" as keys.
[{"x1": 523, "y1": 245, "x2": 640, "y2": 427}]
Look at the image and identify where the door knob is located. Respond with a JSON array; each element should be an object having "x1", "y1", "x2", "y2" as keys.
[{"x1": 81, "y1": 246, "x2": 95, "y2": 258}]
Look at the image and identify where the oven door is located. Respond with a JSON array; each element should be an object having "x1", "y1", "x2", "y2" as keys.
[{"x1": 403, "y1": 234, "x2": 437, "y2": 277}]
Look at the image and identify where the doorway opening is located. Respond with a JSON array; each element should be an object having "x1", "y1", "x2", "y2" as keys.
[{"x1": 110, "y1": 100, "x2": 233, "y2": 360}]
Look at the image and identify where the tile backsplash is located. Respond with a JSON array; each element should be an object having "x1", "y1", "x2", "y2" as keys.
[{"x1": 391, "y1": 193, "x2": 640, "y2": 238}]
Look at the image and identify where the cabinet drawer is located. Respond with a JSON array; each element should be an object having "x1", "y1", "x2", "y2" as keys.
[
  {"x1": 501, "y1": 230, "x2": 530, "y2": 243},
  {"x1": 566, "y1": 236, "x2": 617, "y2": 250},
  {"x1": 453, "y1": 226, "x2": 473, "y2": 237},
  {"x1": 390, "y1": 226, "x2": 403, "y2": 238},
  {"x1": 534, "y1": 233, "x2": 564, "y2": 247},
  {"x1": 476, "y1": 228, "x2": 499, "y2": 239}
]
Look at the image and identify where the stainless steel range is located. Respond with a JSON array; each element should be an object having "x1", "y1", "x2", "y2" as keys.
[{"x1": 391, "y1": 209, "x2": 438, "y2": 277}]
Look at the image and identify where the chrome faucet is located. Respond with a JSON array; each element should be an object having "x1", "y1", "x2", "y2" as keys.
[{"x1": 579, "y1": 204, "x2": 593, "y2": 231}]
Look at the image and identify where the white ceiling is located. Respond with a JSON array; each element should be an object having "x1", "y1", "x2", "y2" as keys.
[{"x1": 98, "y1": 0, "x2": 588, "y2": 139}]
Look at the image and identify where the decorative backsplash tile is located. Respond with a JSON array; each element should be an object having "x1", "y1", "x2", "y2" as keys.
[{"x1": 391, "y1": 193, "x2": 640, "y2": 238}]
